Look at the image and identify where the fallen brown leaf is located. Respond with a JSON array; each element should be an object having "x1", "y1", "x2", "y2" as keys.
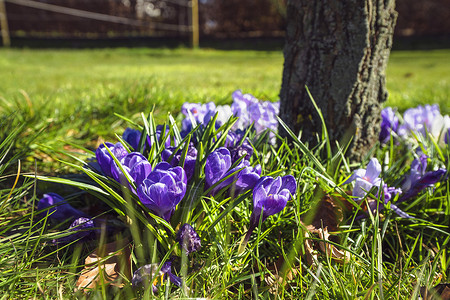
[
  {"x1": 264, "y1": 257, "x2": 301, "y2": 294},
  {"x1": 317, "y1": 227, "x2": 350, "y2": 263},
  {"x1": 75, "y1": 239, "x2": 132, "y2": 293},
  {"x1": 301, "y1": 193, "x2": 352, "y2": 266},
  {"x1": 421, "y1": 283, "x2": 450, "y2": 300}
]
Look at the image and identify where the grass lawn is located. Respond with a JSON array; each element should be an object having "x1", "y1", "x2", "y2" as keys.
[
  {"x1": 0, "y1": 48, "x2": 448, "y2": 146},
  {"x1": 0, "y1": 47, "x2": 449, "y2": 299}
]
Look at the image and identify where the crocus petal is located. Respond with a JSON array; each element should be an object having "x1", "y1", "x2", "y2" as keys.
[
  {"x1": 129, "y1": 160, "x2": 152, "y2": 186},
  {"x1": 365, "y1": 158, "x2": 382, "y2": 182},
  {"x1": 253, "y1": 181, "x2": 268, "y2": 208},
  {"x1": 37, "y1": 193, "x2": 86, "y2": 222},
  {"x1": 390, "y1": 204, "x2": 413, "y2": 218},
  {"x1": 398, "y1": 169, "x2": 447, "y2": 203},
  {"x1": 235, "y1": 171, "x2": 260, "y2": 192},
  {"x1": 261, "y1": 194, "x2": 288, "y2": 218},
  {"x1": 267, "y1": 177, "x2": 282, "y2": 195},
  {"x1": 353, "y1": 178, "x2": 374, "y2": 199},
  {"x1": 281, "y1": 175, "x2": 297, "y2": 195},
  {"x1": 123, "y1": 128, "x2": 141, "y2": 150},
  {"x1": 205, "y1": 147, "x2": 232, "y2": 187},
  {"x1": 253, "y1": 176, "x2": 274, "y2": 198},
  {"x1": 343, "y1": 168, "x2": 366, "y2": 184}
]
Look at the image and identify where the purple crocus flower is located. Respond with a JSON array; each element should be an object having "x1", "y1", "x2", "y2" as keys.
[
  {"x1": 176, "y1": 223, "x2": 201, "y2": 255},
  {"x1": 242, "y1": 175, "x2": 297, "y2": 244},
  {"x1": 398, "y1": 104, "x2": 441, "y2": 138},
  {"x1": 137, "y1": 162, "x2": 187, "y2": 222},
  {"x1": 229, "y1": 138, "x2": 254, "y2": 163},
  {"x1": 204, "y1": 147, "x2": 260, "y2": 196},
  {"x1": 111, "y1": 152, "x2": 152, "y2": 187},
  {"x1": 52, "y1": 217, "x2": 95, "y2": 244},
  {"x1": 397, "y1": 154, "x2": 447, "y2": 203},
  {"x1": 132, "y1": 260, "x2": 181, "y2": 291},
  {"x1": 161, "y1": 144, "x2": 197, "y2": 182},
  {"x1": 95, "y1": 142, "x2": 128, "y2": 178},
  {"x1": 445, "y1": 128, "x2": 450, "y2": 144},
  {"x1": 37, "y1": 193, "x2": 86, "y2": 222},
  {"x1": 231, "y1": 90, "x2": 279, "y2": 144},
  {"x1": 398, "y1": 168, "x2": 447, "y2": 203},
  {"x1": 228, "y1": 161, "x2": 261, "y2": 196},
  {"x1": 231, "y1": 90, "x2": 279, "y2": 133},
  {"x1": 250, "y1": 175, "x2": 297, "y2": 226},
  {"x1": 402, "y1": 155, "x2": 428, "y2": 191},
  {"x1": 204, "y1": 147, "x2": 232, "y2": 190},
  {"x1": 344, "y1": 158, "x2": 382, "y2": 199},
  {"x1": 123, "y1": 128, "x2": 142, "y2": 151},
  {"x1": 379, "y1": 107, "x2": 399, "y2": 144}
]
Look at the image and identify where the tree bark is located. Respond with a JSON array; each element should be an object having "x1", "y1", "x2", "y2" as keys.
[{"x1": 279, "y1": 0, "x2": 397, "y2": 161}]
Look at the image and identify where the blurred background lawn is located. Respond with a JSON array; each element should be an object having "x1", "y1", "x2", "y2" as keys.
[{"x1": 1, "y1": 48, "x2": 447, "y2": 114}]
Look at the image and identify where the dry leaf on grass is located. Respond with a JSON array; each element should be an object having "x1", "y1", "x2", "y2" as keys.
[
  {"x1": 75, "y1": 239, "x2": 132, "y2": 293},
  {"x1": 264, "y1": 257, "x2": 301, "y2": 294},
  {"x1": 317, "y1": 227, "x2": 351, "y2": 263},
  {"x1": 301, "y1": 193, "x2": 351, "y2": 266},
  {"x1": 420, "y1": 283, "x2": 450, "y2": 300}
]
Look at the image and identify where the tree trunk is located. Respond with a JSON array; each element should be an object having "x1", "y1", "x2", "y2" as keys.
[{"x1": 279, "y1": 0, "x2": 397, "y2": 161}]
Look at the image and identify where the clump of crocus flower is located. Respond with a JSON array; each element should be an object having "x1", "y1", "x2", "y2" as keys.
[
  {"x1": 345, "y1": 155, "x2": 447, "y2": 218},
  {"x1": 398, "y1": 104, "x2": 441, "y2": 138},
  {"x1": 380, "y1": 104, "x2": 450, "y2": 146},
  {"x1": 180, "y1": 90, "x2": 280, "y2": 144},
  {"x1": 343, "y1": 158, "x2": 410, "y2": 218},
  {"x1": 231, "y1": 90, "x2": 279, "y2": 136},
  {"x1": 381, "y1": 104, "x2": 450, "y2": 144}
]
